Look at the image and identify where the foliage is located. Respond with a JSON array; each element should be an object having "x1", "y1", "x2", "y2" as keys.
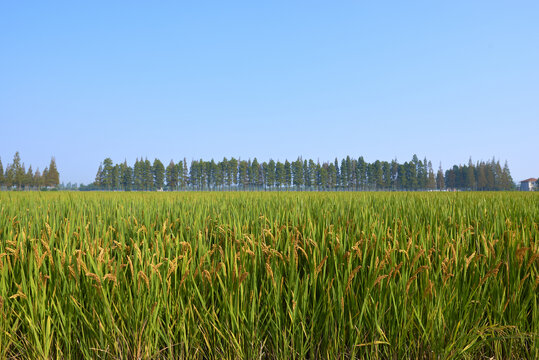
[
  {"x1": 0, "y1": 153, "x2": 59, "y2": 190},
  {"x1": 0, "y1": 192, "x2": 537, "y2": 359},
  {"x1": 90, "y1": 155, "x2": 516, "y2": 191}
]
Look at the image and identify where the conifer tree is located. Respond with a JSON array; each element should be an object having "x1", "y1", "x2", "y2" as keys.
[
  {"x1": 238, "y1": 160, "x2": 249, "y2": 189},
  {"x1": 334, "y1": 159, "x2": 340, "y2": 188},
  {"x1": 94, "y1": 164, "x2": 103, "y2": 188},
  {"x1": 101, "y1": 158, "x2": 114, "y2": 190},
  {"x1": 275, "y1": 161, "x2": 284, "y2": 189},
  {"x1": 152, "y1": 158, "x2": 165, "y2": 190},
  {"x1": 292, "y1": 157, "x2": 304, "y2": 189},
  {"x1": 47, "y1": 157, "x2": 60, "y2": 188},
  {"x1": 166, "y1": 160, "x2": 177, "y2": 190},
  {"x1": 12, "y1": 152, "x2": 24, "y2": 189},
  {"x1": 500, "y1": 161, "x2": 514, "y2": 190},
  {"x1": 436, "y1": 164, "x2": 445, "y2": 190},
  {"x1": 319, "y1": 163, "x2": 328, "y2": 189},
  {"x1": 266, "y1": 159, "x2": 276, "y2": 189},
  {"x1": 121, "y1": 161, "x2": 133, "y2": 191},
  {"x1": 26, "y1": 165, "x2": 34, "y2": 190},
  {"x1": 34, "y1": 168, "x2": 42, "y2": 189},
  {"x1": 251, "y1": 158, "x2": 261, "y2": 188},
  {"x1": 284, "y1": 160, "x2": 292, "y2": 188},
  {"x1": 228, "y1": 158, "x2": 237, "y2": 187},
  {"x1": 143, "y1": 158, "x2": 153, "y2": 190},
  {"x1": 466, "y1": 158, "x2": 476, "y2": 190},
  {"x1": 427, "y1": 161, "x2": 436, "y2": 190}
]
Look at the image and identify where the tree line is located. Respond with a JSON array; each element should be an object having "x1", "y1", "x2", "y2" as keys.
[
  {"x1": 89, "y1": 155, "x2": 515, "y2": 191},
  {"x1": 0, "y1": 152, "x2": 60, "y2": 190}
]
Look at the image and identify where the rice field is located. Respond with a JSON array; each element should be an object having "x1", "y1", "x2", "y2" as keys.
[{"x1": 0, "y1": 192, "x2": 537, "y2": 359}]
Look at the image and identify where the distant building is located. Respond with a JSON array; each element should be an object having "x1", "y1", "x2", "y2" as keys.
[{"x1": 520, "y1": 178, "x2": 537, "y2": 191}]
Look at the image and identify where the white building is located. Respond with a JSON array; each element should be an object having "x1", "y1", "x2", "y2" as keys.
[{"x1": 520, "y1": 178, "x2": 537, "y2": 191}]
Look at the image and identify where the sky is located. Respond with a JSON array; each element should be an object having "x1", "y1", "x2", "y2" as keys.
[{"x1": 1, "y1": 1, "x2": 538, "y2": 185}]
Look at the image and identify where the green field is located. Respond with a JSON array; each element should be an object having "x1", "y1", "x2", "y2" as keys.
[{"x1": 0, "y1": 192, "x2": 537, "y2": 359}]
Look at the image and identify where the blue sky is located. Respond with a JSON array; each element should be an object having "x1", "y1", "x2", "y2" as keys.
[{"x1": 1, "y1": 1, "x2": 538, "y2": 185}]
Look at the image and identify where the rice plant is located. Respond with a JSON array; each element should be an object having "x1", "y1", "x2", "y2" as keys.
[{"x1": 0, "y1": 191, "x2": 537, "y2": 359}]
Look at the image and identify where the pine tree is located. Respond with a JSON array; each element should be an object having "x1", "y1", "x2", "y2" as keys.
[
  {"x1": 46, "y1": 157, "x2": 60, "y2": 188},
  {"x1": 133, "y1": 159, "x2": 143, "y2": 190},
  {"x1": 12, "y1": 152, "x2": 24, "y2": 189},
  {"x1": 327, "y1": 163, "x2": 336, "y2": 188},
  {"x1": 112, "y1": 164, "x2": 121, "y2": 190},
  {"x1": 292, "y1": 157, "x2": 304, "y2": 189},
  {"x1": 436, "y1": 164, "x2": 445, "y2": 190},
  {"x1": 228, "y1": 158, "x2": 238, "y2": 187},
  {"x1": 26, "y1": 165, "x2": 34, "y2": 190},
  {"x1": 190, "y1": 160, "x2": 199, "y2": 189},
  {"x1": 500, "y1": 161, "x2": 514, "y2": 190},
  {"x1": 340, "y1": 158, "x2": 347, "y2": 188},
  {"x1": 284, "y1": 160, "x2": 292, "y2": 188},
  {"x1": 153, "y1": 159, "x2": 165, "y2": 190},
  {"x1": 266, "y1": 159, "x2": 276, "y2": 189},
  {"x1": 334, "y1": 159, "x2": 340, "y2": 188},
  {"x1": 466, "y1": 158, "x2": 476, "y2": 190},
  {"x1": 121, "y1": 161, "x2": 133, "y2": 191},
  {"x1": 34, "y1": 168, "x2": 42, "y2": 189},
  {"x1": 427, "y1": 161, "x2": 436, "y2": 190},
  {"x1": 319, "y1": 163, "x2": 328, "y2": 189},
  {"x1": 251, "y1": 158, "x2": 261, "y2": 188},
  {"x1": 143, "y1": 158, "x2": 153, "y2": 190},
  {"x1": 166, "y1": 160, "x2": 177, "y2": 190},
  {"x1": 308, "y1": 160, "x2": 316, "y2": 189},
  {"x1": 238, "y1": 160, "x2": 249, "y2": 189},
  {"x1": 94, "y1": 164, "x2": 102, "y2": 188},
  {"x1": 357, "y1": 157, "x2": 366, "y2": 189},
  {"x1": 275, "y1": 161, "x2": 284, "y2": 189},
  {"x1": 101, "y1": 158, "x2": 114, "y2": 190}
]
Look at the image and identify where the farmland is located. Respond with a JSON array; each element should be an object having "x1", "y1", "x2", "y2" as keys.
[{"x1": 0, "y1": 192, "x2": 537, "y2": 359}]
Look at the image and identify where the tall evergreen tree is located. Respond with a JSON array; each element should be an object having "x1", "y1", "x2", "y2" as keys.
[
  {"x1": 12, "y1": 152, "x2": 24, "y2": 189},
  {"x1": 284, "y1": 160, "x2": 292, "y2": 188},
  {"x1": 48, "y1": 157, "x2": 60, "y2": 187},
  {"x1": 319, "y1": 163, "x2": 328, "y2": 189},
  {"x1": 500, "y1": 161, "x2": 514, "y2": 190},
  {"x1": 266, "y1": 159, "x2": 276, "y2": 189},
  {"x1": 238, "y1": 160, "x2": 249, "y2": 188},
  {"x1": 121, "y1": 161, "x2": 133, "y2": 191},
  {"x1": 334, "y1": 159, "x2": 340, "y2": 188},
  {"x1": 112, "y1": 164, "x2": 121, "y2": 190},
  {"x1": 436, "y1": 164, "x2": 445, "y2": 190},
  {"x1": 275, "y1": 161, "x2": 285, "y2": 189},
  {"x1": 152, "y1": 159, "x2": 165, "y2": 190},
  {"x1": 101, "y1": 158, "x2": 114, "y2": 190},
  {"x1": 251, "y1": 158, "x2": 262, "y2": 188},
  {"x1": 166, "y1": 160, "x2": 177, "y2": 190},
  {"x1": 292, "y1": 157, "x2": 304, "y2": 189},
  {"x1": 466, "y1": 158, "x2": 476, "y2": 190},
  {"x1": 229, "y1": 158, "x2": 238, "y2": 187},
  {"x1": 26, "y1": 165, "x2": 34, "y2": 190},
  {"x1": 143, "y1": 158, "x2": 153, "y2": 190},
  {"x1": 182, "y1": 158, "x2": 189, "y2": 189},
  {"x1": 34, "y1": 168, "x2": 42, "y2": 189},
  {"x1": 327, "y1": 163, "x2": 336, "y2": 188},
  {"x1": 427, "y1": 161, "x2": 436, "y2": 190}
]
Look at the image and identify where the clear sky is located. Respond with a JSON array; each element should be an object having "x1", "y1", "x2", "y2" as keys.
[{"x1": 1, "y1": 1, "x2": 538, "y2": 185}]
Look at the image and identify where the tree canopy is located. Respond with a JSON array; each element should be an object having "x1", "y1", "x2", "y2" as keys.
[
  {"x1": 88, "y1": 155, "x2": 515, "y2": 191},
  {"x1": 0, "y1": 152, "x2": 60, "y2": 190}
]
